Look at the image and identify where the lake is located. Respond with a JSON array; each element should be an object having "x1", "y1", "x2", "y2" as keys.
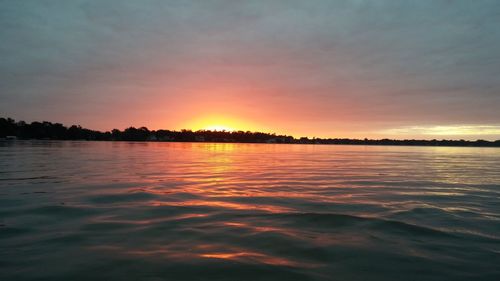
[{"x1": 1, "y1": 141, "x2": 499, "y2": 281}]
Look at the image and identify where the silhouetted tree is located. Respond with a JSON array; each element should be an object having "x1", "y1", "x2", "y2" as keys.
[{"x1": 1, "y1": 117, "x2": 499, "y2": 147}]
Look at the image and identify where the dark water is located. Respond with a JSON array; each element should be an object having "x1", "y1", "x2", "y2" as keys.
[{"x1": 1, "y1": 141, "x2": 499, "y2": 281}]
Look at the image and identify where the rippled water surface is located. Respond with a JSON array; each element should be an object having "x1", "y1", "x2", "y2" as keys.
[{"x1": 1, "y1": 141, "x2": 500, "y2": 281}]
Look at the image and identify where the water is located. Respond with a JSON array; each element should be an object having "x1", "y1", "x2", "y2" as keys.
[{"x1": 1, "y1": 141, "x2": 499, "y2": 281}]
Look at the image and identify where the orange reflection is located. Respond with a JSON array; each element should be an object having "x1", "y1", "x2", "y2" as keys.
[
  {"x1": 199, "y1": 251, "x2": 299, "y2": 267},
  {"x1": 223, "y1": 222, "x2": 299, "y2": 237},
  {"x1": 151, "y1": 199, "x2": 293, "y2": 213},
  {"x1": 89, "y1": 244, "x2": 319, "y2": 268}
]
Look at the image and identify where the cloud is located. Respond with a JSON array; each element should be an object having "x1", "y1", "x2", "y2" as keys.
[{"x1": 0, "y1": 0, "x2": 499, "y2": 138}]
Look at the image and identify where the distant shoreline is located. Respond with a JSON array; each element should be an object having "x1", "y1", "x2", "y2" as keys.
[
  {"x1": 1, "y1": 117, "x2": 499, "y2": 147},
  {"x1": 3, "y1": 139, "x2": 500, "y2": 149}
]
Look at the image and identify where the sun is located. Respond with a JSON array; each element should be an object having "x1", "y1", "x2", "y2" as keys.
[
  {"x1": 183, "y1": 114, "x2": 264, "y2": 133},
  {"x1": 203, "y1": 125, "x2": 234, "y2": 132},
  {"x1": 185, "y1": 115, "x2": 240, "y2": 132}
]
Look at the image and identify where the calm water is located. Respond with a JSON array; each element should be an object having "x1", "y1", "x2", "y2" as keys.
[{"x1": 1, "y1": 141, "x2": 500, "y2": 281}]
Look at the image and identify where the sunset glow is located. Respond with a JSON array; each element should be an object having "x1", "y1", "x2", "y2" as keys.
[
  {"x1": 203, "y1": 125, "x2": 234, "y2": 132},
  {"x1": 1, "y1": 1, "x2": 499, "y2": 141},
  {"x1": 184, "y1": 115, "x2": 264, "y2": 133},
  {"x1": 2, "y1": 2, "x2": 500, "y2": 281}
]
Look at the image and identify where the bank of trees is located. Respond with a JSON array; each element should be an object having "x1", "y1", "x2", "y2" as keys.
[
  {"x1": 1, "y1": 117, "x2": 499, "y2": 147},
  {"x1": 0, "y1": 117, "x2": 293, "y2": 143}
]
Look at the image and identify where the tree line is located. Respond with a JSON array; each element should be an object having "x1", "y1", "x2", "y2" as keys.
[{"x1": 1, "y1": 117, "x2": 499, "y2": 147}]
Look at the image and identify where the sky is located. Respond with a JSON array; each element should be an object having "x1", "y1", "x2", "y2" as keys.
[{"x1": 1, "y1": 0, "x2": 500, "y2": 140}]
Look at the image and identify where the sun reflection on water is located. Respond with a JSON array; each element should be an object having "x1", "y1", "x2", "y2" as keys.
[{"x1": 4, "y1": 141, "x2": 500, "y2": 280}]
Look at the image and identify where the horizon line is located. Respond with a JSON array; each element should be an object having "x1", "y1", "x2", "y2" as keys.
[{"x1": 2, "y1": 117, "x2": 500, "y2": 144}]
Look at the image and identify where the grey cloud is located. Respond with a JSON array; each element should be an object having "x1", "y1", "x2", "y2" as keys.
[{"x1": 1, "y1": 0, "x2": 499, "y2": 136}]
